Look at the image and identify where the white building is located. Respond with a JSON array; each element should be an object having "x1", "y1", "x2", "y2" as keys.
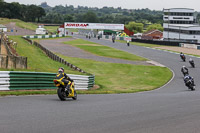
[
  {"x1": 35, "y1": 25, "x2": 47, "y2": 35},
  {"x1": 0, "y1": 24, "x2": 7, "y2": 32},
  {"x1": 163, "y1": 8, "x2": 200, "y2": 43}
]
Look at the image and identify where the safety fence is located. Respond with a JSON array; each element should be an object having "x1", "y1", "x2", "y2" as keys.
[
  {"x1": 0, "y1": 32, "x2": 27, "y2": 69},
  {"x1": 0, "y1": 71, "x2": 95, "y2": 91},
  {"x1": 23, "y1": 34, "x2": 66, "y2": 39}
]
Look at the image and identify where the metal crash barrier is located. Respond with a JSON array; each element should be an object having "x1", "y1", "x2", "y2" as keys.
[{"x1": 0, "y1": 71, "x2": 95, "y2": 91}]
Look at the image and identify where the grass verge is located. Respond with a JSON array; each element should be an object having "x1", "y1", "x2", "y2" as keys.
[
  {"x1": 58, "y1": 54, "x2": 172, "y2": 94},
  {"x1": 7, "y1": 35, "x2": 86, "y2": 74},
  {"x1": 0, "y1": 18, "x2": 37, "y2": 31},
  {"x1": 117, "y1": 40, "x2": 164, "y2": 48},
  {"x1": 64, "y1": 39, "x2": 147, "y2": 61}
]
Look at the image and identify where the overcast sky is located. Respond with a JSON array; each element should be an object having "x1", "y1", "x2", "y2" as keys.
[{"x1": 5, "y1": 0, "x2": 200, "y2": 11}]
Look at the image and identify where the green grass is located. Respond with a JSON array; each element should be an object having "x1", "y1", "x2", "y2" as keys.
[
  {"x1": 58, "y1": 55, "x2": 172, "y2": 94},
  {"x1": 0, "y1": 36, "x2": 172, "y2": 95},
  {"x1": 44, "y1": 26, "x2": 59, "y2": 33},
  {"x1": 117, "y1": 40, "x2": 164, "y2": 48},
  {"x1": 64, "y1": 39, "x2": 147, "y2": 61},
  {"x1": 0, "y1": 18, "x2": 20, "y2": 24},
  {"x1": 8, "y1": 35, "x2": 86, "y2": 74},
  {"x1": 15, "y1": 22, "x2": 37, "y2": 31},
  {"x1": 0, "y1": 18, "x2": 37, "y2": 31}
]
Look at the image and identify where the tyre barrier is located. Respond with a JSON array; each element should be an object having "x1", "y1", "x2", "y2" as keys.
[{"x1": 0, "y1": 71, "x2": 95, "y2": 91}]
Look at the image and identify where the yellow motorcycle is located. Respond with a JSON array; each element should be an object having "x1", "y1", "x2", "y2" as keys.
[{"x1": 53, "y1": 79, "x2": 77, "y2": 101}]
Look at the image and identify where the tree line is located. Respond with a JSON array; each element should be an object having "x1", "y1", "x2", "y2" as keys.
[
  {"x1": 0, "y1": 1, "x2": 45, "y2": 22},
  {"x1": 39, "y1": 2, "x2": 163, "y2": 25},
  {"x1": 2, "y1": 1, "x2": 200, "y2": 33}
]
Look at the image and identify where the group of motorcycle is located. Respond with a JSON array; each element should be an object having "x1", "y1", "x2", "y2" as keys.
[{"x1": 180, "y1": 53, "x2": 196, "y2": 91}]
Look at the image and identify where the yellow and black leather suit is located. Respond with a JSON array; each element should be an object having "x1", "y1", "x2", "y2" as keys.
[{"x1": 55, "y1": 72, "x2": 73, "y2": 87}]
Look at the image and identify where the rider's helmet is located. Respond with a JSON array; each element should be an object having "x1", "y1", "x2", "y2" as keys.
[
  {"x1": 189, "y1": 58, "x2": 193, "y2": 61},
  {"x1": 58, "y1": 67, "x2": 64, "y2": 73},
  {"x1": 182, "y1": 66, "x2": 186, "y2": 68}
]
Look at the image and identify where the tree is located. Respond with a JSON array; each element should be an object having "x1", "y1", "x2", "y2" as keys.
[
  {"x1": 125, "y1": 21, "x2": 144, "y2": 33},
  {"x1": 35, "y1": 7, "x2": 46, "y2": 22},
  {"x1": 64, "y1": 14, "x2": 74, "y2": 22},
  {"x1": 82, "y1": 11, "x2": 99, "y2": 23},
  {"x1": 146, "y1": 23, "x2": 163, "y2": 32}
]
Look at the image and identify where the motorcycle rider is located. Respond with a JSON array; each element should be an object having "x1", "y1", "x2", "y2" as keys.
[
  {"x1": 181, "y1": 66, "x2": 189, "y2": 76},
  {"x1": 180, "y1": 52, "x2": 185, "y2": 60},
  {"x1": 55, "y1": 67, "x2": 73, "y2": 93},
  {"x1": 180, "y1": 52, "x2": 184, "y2": 57},
  {"x1": 189, "y1": 58, "x2": 194, "y2": 64},
  {"x1": 112, "y1": 35, "x2": 115, "y2": 43},
  {"x1": 183, "y1": 75, "x2": 194, "y2": 87}
]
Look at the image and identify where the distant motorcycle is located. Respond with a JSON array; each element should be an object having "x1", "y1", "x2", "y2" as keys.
[
  {"x1": 189, "y1": 59, "x2": 195, "y2": 68},
  {"x1": 184, "y1": 75, "x2": 195, "y2": 91},
  {"x1": 180, "y1": 54, "x2": 186, "y2": 62},
  {"x1": 112, "y1": 37, "x2": 115, "y2": 43},
  {"x1": 181, "y1": 66, "x2": 189, "y2": 76}
]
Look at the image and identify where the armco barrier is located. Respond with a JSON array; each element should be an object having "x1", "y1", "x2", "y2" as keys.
[{"x1": 0, "y1": 71, "x2": 95, "y2": 91}]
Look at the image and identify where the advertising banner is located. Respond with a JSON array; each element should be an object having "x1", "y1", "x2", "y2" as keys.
[{"x1": 64, "y1": 22, "x2": 124, "y2": 30}]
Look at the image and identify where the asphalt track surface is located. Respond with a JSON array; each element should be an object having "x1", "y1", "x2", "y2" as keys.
[{"x1": 1, "y1": 35, "x2": 200, "y2": 133}]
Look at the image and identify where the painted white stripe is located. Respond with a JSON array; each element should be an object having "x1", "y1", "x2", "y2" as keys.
[
  {"x1": 0, "y1": 74, "x2": 10, "y2": 78},
  {"x1": 68, "y1": 74, "x2": 91, "y2": 78},
  {"x1": 0, "y1": 88, "x2": 10, "y2": 90},
  {"x1": 0, "y1": 84, "x2": 10, "y2": 87},
  {"x1": 0, "y1": 71, "x2": 10, "y2": 74},
  {"x1": 0, "y1": 81, "x2": 9, "y2": 84},
  {"x1": 75, "y1": 87, "x2": 88, "y2": 90}
]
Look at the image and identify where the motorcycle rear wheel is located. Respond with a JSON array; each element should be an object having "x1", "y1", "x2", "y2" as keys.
[
  {"x1": 188, "y1": 85, "x2": 195, "y2": 91},
  {"x1": 72, "y1": 90, "x2": 77, "y2": 100},
  {"x1": 57, "y1": 87, "x2": 66, "y2": 101}
]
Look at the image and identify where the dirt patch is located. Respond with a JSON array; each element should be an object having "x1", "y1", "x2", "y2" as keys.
[
  {"x1": 1, "y1": 44, "x2": 7, "y2": 55},
  {"x1": 89, "y1": 85, "x2": 100, "y2": 90},
  {"x1": 155, "y1": 46, "x2": 200, "y2": 56}
]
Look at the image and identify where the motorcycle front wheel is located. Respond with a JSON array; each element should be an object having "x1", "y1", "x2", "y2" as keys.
[{"x1": 57, "y1": 87, "x2": 66, "y2": 101}]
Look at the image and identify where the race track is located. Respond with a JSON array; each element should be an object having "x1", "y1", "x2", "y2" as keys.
[{"x1": 1, "y1": 35, "x2": 200, "y2": 133}]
